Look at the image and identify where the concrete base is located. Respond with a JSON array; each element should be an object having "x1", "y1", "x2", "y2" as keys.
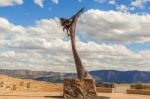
[{"x1": 63, "y1": 78, "x2": 97, "y2": 98}]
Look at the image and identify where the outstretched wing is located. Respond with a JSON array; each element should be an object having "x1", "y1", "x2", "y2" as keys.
[
  {"x1": 71, "y1": 8, "x2": 85, "y2": 20},
  {"x1": 60, "y1": 8, "x2": 84, "y2": 26}
]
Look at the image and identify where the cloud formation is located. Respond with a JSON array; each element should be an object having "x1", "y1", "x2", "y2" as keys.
[
  {"x1": 78, "y1": 9, "x2": 150, "y2": 43},
  {"x1": 51, "y1": 0, "x2": 59, "y2": 4},
  {"x1": 108, "y1": 0, "x2": 116, "y2": 5},
  {"x1": 33, "y1": 0, "x2": 59, "y2": 7},
  {"x1": 34, "y1": 0, "x2": 44, "y2": 8},
  {"x1": 0, "y1": 0, "x2": 23, "y2": 7},
  {"x1": 0, "y1": 9, "x2": 150, "y2": 72},
  {"x1": 131, "y1": 0, "x2": 150, "y2": 8}
]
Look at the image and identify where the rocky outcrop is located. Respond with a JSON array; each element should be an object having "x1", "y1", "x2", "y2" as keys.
[{"x1": 63, "y1": 78, "x2": 97, "y2": 98}]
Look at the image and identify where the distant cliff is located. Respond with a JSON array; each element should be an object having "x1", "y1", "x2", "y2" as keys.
[
  {"x1": 0, "y1": 69, "x2": 149, "y2": 83},
  {"x1": 0, "y1": 69, "x2": 65, "y2": 83},
  {"x1": 90, "y1": 70, "x2": 150, "y2": 83}
]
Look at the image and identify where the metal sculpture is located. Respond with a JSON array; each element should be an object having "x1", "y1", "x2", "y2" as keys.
[{"x1": 60, "y1": 8, "x2": 89, "y2": 80}]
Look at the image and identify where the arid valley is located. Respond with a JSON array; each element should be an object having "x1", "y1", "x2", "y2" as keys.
[
  {"x1": 0, "y1": 75, "x2": 150, "y2": 99},
  {"x1": 0, "y1": 0, "x2": 150, "y2": 99}
]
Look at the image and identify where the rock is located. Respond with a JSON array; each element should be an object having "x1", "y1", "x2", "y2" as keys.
[
  {"x1": 63, "y1": 78, "x2": 97, "y2": 98},
  {"x1": 84, "y1": 79, "x2": 98, "y2": 97}
]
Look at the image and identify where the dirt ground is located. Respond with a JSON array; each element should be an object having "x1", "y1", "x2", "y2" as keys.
[
  {"x1": 0, "y1": 76, "x2": 150, "y2": 99},
  {"x1": 114, "y1": 84, "x2": 130, "y2": 93},
  {"x1": 100, "y1": 93, "x2": 150, "y2": 99},
  {"x1": 0, "y1": 92, "x2": 150, "y2": 99}
]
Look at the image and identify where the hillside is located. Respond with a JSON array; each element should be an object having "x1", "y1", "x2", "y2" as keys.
[
  {"x1": 0, "y1": 69, "x2": 150, "y2": 83},
  {"x1": 90, "y1": 70, "x2": 150, "y2": 83},
  {"x1": 0, "y1": 69, "x2": 65, "y2": 83},
  {"x1": 0, "y1": 75, "x2": 63, "y2": 93}
]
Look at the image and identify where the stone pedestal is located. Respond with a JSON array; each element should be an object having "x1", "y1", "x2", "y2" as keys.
[{"x1": 63, "y1": 78, "x2": 97, "y2": 98}]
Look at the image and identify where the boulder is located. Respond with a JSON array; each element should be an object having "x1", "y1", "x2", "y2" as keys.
[{"x1": 63, "y1": 78, "x2": 97, "y2": 98}]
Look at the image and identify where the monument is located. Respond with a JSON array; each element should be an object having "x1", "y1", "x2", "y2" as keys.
[{"x1": 60, "y1": 8, "x2": 97, "y2": 98}]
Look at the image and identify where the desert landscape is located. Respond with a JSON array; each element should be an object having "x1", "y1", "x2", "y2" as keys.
[
  {"x1": 0, "y1": 0, "x2": 150, "y2": 99},
  {"x1": 0, "y1": 75, "x2": 150, "y2": 99}
]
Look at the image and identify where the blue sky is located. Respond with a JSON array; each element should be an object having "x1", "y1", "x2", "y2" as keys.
[
  {"x1": 0, "y1": 0, "x2": 149, "y2": 26},
  {"x1": 0, "y1": 0, "x2": 150, "y2": 72}
]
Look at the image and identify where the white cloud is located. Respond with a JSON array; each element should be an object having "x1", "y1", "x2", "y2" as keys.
[
  {"x1": 0, "y1": 0, "x2": 23, "y2": 7},
  {"x1": 129, "y1": 7, "x2": 135, "y2": 11},
  {"x1": 0, "y1": 9, "x2": 150, "y2": 72},
  {"x1": 34, "y1": 0, "x2": 44, "y2": 8},
  {"x1": 108, "y1": 0, "x2": 116, "y2": 5},
  {"x1": 94, "y1": 0, "x2": 106, "y2": 3},
  {"x1": 51, "y1": 0, "x2": 59, "y2": 4},
  {"x1": 0, "y1": 39, "x2": 150, "y2": 72},
  {"x1": 78, "y1": 0, "x2": 82, "y2": 2},
  {"x1": 0, "y1": 17, "x2": 25, "y2": 37},
  {"x1": 0, "y1": 51, "x2": 15, "y2": 58},
  {"x1": 78, "y1": 9, "x2": 150, "y2": 43},
  {"x1": 0, "y1": 17, "x2": 63, "y2": 49},
  {"x1": 94, "y1": 0, "x2": 116, "y2": 5},
  {"x1": 117, "y1": 5, "x2": 129, "y2": 12},
  {"x1": 131, "y1": 0, "x2": 150, "y2": 8},
  {"x1": 34, "y1": 0, "x2": 59, "y2": 7}
]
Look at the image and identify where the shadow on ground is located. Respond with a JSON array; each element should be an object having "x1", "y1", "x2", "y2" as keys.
[{"x1": 44, "y1": 96, "x2": 110, "y2": 99}]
